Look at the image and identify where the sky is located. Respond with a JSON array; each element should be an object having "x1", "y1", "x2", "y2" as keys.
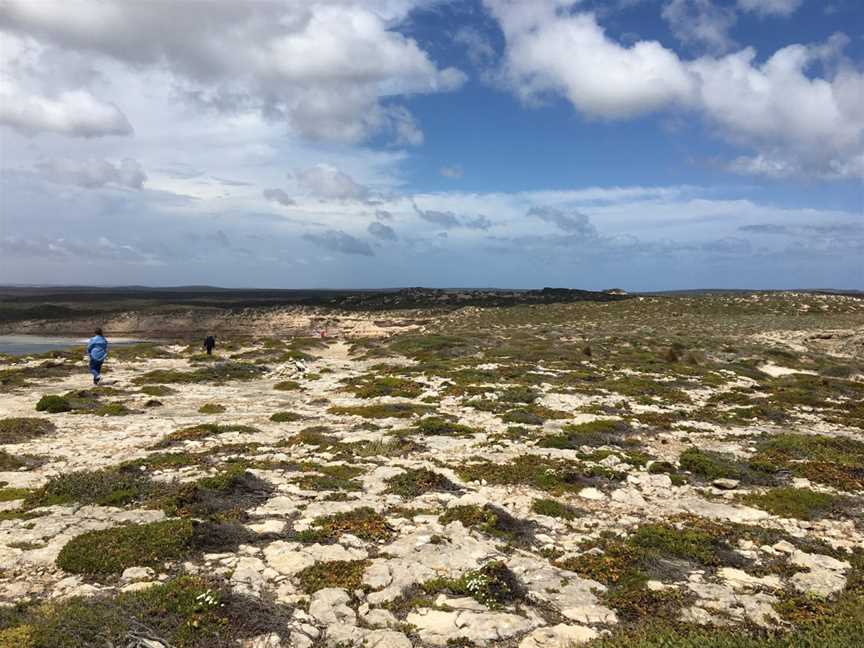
[{"x1": 0, "y1": 0, "x2": 862, "y2": 291}]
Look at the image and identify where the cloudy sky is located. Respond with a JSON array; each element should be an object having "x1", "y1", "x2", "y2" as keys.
[{"x1": 0, "y1": 0, "x2": 861, "y2": 290}]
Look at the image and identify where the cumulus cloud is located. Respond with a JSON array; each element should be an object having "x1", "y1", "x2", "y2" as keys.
[
  {"x1": 303, "y1": 229, "x2": 374, "y2": 256},
  {"x1": 0, "y1": 235, "x2": 153, "y2": 262},
  {"x1": 0, "y1": 0, "x2": 464, "y2": 144},
  {"x1": 0, "y1": 83, "x2": 132, "y2": 137},
  {"x1": 416, "y1": 207, "x2": 460, "y2": 228},
  {"x1": 368, "y1": 221, "x2": 398, "y2": 240},
  {"x1": 529, "y1": 206, "x2": 599, "y2": 237},
  {"x1": 483, "y1": 0, "x2": 864, "y2": 179},
  {"x1": 454, "y1": 26, "x2": 497, "y2": 66},
  {"x1": 662, "y1": 0, "x2": 737, "y2": 54},
  {"x1": 737, "y1": 0, "x2": 803, "y2": 16},
  {"x1": 440, "y1": 165, "x2": 464, "y2": 179},
  {"x1": 463, "y1": 215, "x2": 493, "y2": 230},
  {"x1": 262, "y1": 188, "x2": 296, "y2": 206},
  {"x1": 35, "y1": 157, "x2": 146, "y2": 189},
  {"x1": 294, "y1": 164, "x2": 371, "y2": 201},
  {"x1": 413, "y1": 202, "x2": 493, "y2": 230},
  {"x1": 486, "y1": 2, "x2": 694, "y2": 118}
]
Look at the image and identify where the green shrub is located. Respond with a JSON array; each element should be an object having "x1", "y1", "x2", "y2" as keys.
[
  {"x1": 273, "y1": 380, "x2": 301, "y2": 391},
  {"x1": 35, "y1": 395, "x2": 71, "y2": 414},
  {"x1": 422, "y1": 561, "x2": 525, "y2": 609},
  {"x1": 457, "y1": 455, "x2": 624, "y2": 494},
  {"x1": 414, "y1": 417, "x2": 478, "y2": 436},
  {"x1": 7, "y1": 575, "x2": 289, "y2": 648},
  {"x1": 741, "y1": 487, "x2": 840, "y2": 520},
  {"x1": 531, "y1": 498, "x2": 581, "y2": 520},
  {"x1": 0, "y1": 417, "x2": 55, "y2": 444},
  {"x1": 350, "y1": 375, "x2": 424, "y2": 399},
  {"x1": 329, "y1": 403, "x2": 434, "y2": 419},
  {"x1": 56, "y1": 519, "x2": 195, "y2": 574},
  {"x1": 133, "y1": 363, "x2": 263, "y2": 385},
  {"x1": 385, "y1": 468, "x2": 459, "y2": 499},
  {"x1": 150, "y1": 423, "x2": 260, "y2": 449},
  {"x1": 296, "y1": 560, "x2": 369, "y2": 593},
  {"x1": 440, "y1": 504, "x2": 533, "y2": 545},
  {"x1": 198, "y1": 403, "x2": 226, "y2": 414},
  {"x1": 498, "y1": 386, "x2": 540, "y2": 404},
  {"x1": 270, "y1": 411, "x2": 302, "y2": 422},
  {"x1": 0, "y1": 451, "x2": 45, "y2": 471},
  {"x1": 25, "y1": 468, "x2": 152, "y2": 508},
  {"x1": 293, "y1": 464, "x2": 364, "y2": 492},
  {"x1": 160, "y1": 466, "x2": 273, "y2": 519},
  {"x1": 679, "y1": 447, "x2": 743, "y2": 480},
  {"x1": 539, "y1": 419, "x2": 633, "y2": 449},
  {"x1": 95, "y1": 402, "x2": 131, "y2": 416},
  {"x1": 139, "y1": 385, "x2": 175, "y2": 397},
  {"x1": 304, "y1": 507, "x2": 393, "y2": 543}
]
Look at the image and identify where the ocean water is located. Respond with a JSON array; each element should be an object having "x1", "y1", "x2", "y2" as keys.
[{"x1": 0, "y1": 335, "x2": 143, "y2": 356}]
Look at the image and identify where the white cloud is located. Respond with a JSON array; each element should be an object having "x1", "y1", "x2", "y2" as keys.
[
  {"x1": 0, "y1": 0, "x2": 464, "y2": 143},
  {"x1": 35, "y1": 157, "x2": 146, "y2": 188},
  {"x1": 529, "y1": 206, "x2": 598, "y2": 236},
  {"x1": 484, "y1": 0, "x2": 864, "y2": 179},
  {"x1": 262, "y1": 188, "x2": 296, "y2": 206},
  {"x1": 0, "y1": 82, "x2": 132, "y2": 137},
  {"x1": 454, "y1": 26, "x2": 497, "y2": 66},
  {"x1": 440, "y1": 165, "x2": 464, "y2": 179},
  {"x1": 737, "y1": 0, "x2": 803, "y2": 17},
  {"x1": 486, "y1": 2, "x2": 695, "y2": 118},
  {"x1": 294, "y1": 164, "x2": 371, "y2": 201},
  {"x1": 662, "y1": 0, "x2": 737, "y2": 54},
  {"x1": 368, "y1": 221, "x2": 398, "y2": 240},
  {"x1": 303, "y1": 229, "x2": 374, "y2": 256}
]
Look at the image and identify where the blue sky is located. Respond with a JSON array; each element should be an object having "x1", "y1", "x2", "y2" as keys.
[{"x1": 0, "y1": 0, "x2": 861, "y2": 290}]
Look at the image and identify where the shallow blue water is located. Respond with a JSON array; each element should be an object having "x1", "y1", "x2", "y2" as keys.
[{"x1": 0, "y1": 335, "x2": 142, "y2": 356}]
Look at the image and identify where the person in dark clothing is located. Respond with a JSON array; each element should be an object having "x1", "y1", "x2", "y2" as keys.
[
  {"x1": 86, "y1": 328, "x2": 108, "y2": 385},
  {"x1": 203, "y1": 335, "x2": 216, "y2": 355}
]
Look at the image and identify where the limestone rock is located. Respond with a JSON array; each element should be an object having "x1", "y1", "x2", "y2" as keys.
[
  {"x1": 364, "y1": 630, "x2": 413, "y2": 648},
  {"x1": 712, "y1": 479, "x2": 739, "y2": 490},
  {"x1": 243, "y1": 633, "x2": 284, "y2": 648},
  {"x1": 406, "y1": 608, "x2": 537, "y2": 647},
  {"x1": 121, "y1": 566, "x2": 155, "y2": 582},
  {"x1": 518, "y1": 624, "x2": 599, "y2": 648},
  {"x1": 309, "y1": 588, "x2": 356, "y2": 626},
  {"x1": 578, "y1": 487, "x2": 605, "y2": 501}
]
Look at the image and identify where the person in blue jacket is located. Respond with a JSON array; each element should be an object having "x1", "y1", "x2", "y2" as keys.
[{"x1": 86, "y1": 328, "x2": 109, "y2": 385}]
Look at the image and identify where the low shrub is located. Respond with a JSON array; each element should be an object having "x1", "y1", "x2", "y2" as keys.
[
  {"x1": 385, "y1": 468, "x2": 459, "y2": 499},
  {"x1": 414, "y1": 417, "x2": 478, "y2": 436},
  {"x1": 150, "y1": 423, "x2": 260, "y2": 449},
  {"x1": 296, "y1": 559, "x2": 369, "y2": 593},
  {"x1": 422, "y1": 561, "x2": 525, "y2": 609},
  {"x1": 133, "y1": 363, "x2": 264, "y2": 385},
  {"x1": 25, "y1": 468, "x2": 152, "y2": 508},
  {"x1": 302, "y1": 507, "x2": 393, "y2": 543},
  {"x1": 329, "y1": 403, "x2": 434, "y2": 419},
  {"x1": 198, "y1": 403, "x2": 226, "y2": 414},
  {"x1": 741, "y1": 487, "x2": 840, "y2": 521},
  {"x1": 531, "y1": 498, "x2": 581, "y2": 520},
  {"x1": 270, "y1": 411, "x2": 302, "y2": 422},
  {"x1": 35, "y1": 395, "x2": 71, "y2": 414},
  {"x1": 4, "y1": 575, "x2": 290, "y2": 648},
  {"x1": 0, "y1": 417, "x2": 55, "y2": 444},
  {"x1": 273, "y1": 380, "x2": 301, "y2": 391},
  {"x1": 440, "y1": 504, "x2": 533, "y2": 545},
  {"x1": 56, "y1": 519, "x2": 195, "y2": 574}
]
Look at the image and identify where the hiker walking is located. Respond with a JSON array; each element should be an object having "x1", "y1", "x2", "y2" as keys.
[
  {"x1": 86, "y1": 328, "x2": 109, "y2": 385},
  {"x1": 203, "y1": 334, "x2": 216, "y2": 355}
]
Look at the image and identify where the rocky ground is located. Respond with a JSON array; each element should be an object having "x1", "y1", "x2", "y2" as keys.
[{"x1": 0, "y1": 292, "x2": 862, "y2": 648}]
